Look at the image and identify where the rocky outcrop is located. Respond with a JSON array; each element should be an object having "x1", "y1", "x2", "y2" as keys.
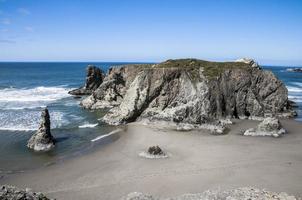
[
  {"x1": 286, "y1": 68, "x2": 302, "y2": 73},
  {"x1": 27, "y1": 108, "x2": 55, "y2": 151},
  {"x1": 0, "y1": 185, "x2": 51, "y2": 200},
  {"x1": 235, "y1": 58, "x2": 260, "y2": 69},
  {"x1": 122, "y1": 187, "x2": 297, "y2": 200},
  {"x1": 81, "y1": 59, "x2": 295, "y2": 125},
  {"x1": 243, "y1": 117, "x2": 286, "y2": 137},
  {"x1": 69, "y1": 65, "x2": 104, "y2": 95}
]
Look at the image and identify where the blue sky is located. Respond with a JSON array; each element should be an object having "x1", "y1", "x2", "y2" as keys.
[{"x1": 0, "y1": 0, "x2": 301, "y2": 65}]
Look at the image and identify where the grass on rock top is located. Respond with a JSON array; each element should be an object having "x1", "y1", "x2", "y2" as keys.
[
  {"x1": 119, "y1": 59, "x2": 250, "y2": 80},
  {"x1": 158, "y1": 59, "x2": 250, "y2": 79}
]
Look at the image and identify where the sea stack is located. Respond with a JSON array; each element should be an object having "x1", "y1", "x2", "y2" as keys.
[
  {"x1": 69, "y1": 65, "x2": 104, "y2": 95},
  {"x1": 27, "y1": 108, "x2": 55, "y2": 152},
  {"x1": 81, "y1": 59, "x2": 295, "y2": 125}
]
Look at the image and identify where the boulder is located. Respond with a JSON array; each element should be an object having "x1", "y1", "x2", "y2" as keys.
[
  {"x1": 69, "y1": 65, "x2": 104, "y2": 95},
  {"x1": 27, "y1": 108, "x2": 55, "y2": 151},
  {"x1": 243, "y1": 117, "x2": 286, "y2": 137},
  {"x1": 81, "y1": 59, "x2": 295, "y2": 125},
  {"x1": 0, "y1": 185, "x2": 51, "y2": 200},
  {"x1": 148, "y1": 146, "x2": 164, "y2": 155}
]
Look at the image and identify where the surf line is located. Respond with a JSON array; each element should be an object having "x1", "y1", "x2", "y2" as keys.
[{"x1": 91, "y1": 129, "x2": 122, "y2": 142}]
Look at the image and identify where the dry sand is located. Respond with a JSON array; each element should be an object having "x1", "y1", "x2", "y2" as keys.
[{"x1": 1, "y1": 119, "x2": 302, "y2": 200}]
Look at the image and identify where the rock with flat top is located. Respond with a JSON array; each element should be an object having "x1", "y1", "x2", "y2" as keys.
[
  {"x1": 27, "y1": 108, "x2": 55, "y2": 151},
  {"x1": 80, "y1": 59, "x2": 294, "y2": 125}
]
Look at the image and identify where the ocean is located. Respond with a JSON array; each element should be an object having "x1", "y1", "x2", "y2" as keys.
[{"x1": 0, "y1": 63, "x2": 301, "y2": 173}]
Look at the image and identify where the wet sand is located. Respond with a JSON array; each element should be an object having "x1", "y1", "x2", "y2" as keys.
[{"x1": 1, "y1": 119, "x2": 302, "y2": 200}]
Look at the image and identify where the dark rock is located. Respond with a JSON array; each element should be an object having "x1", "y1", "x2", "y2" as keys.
[
  {"x1": 27, "y1": 108, "x2": 55, "y2": 151},
  {"x1": 148, "y1": 146, "x2": 164, "y2": 155},
  {"x1": 0, "y1": 185, "x2": 51, "y2": 200},
  {"x1": 69, "y1": 65, "x2": 104, "y2": 95},
  {"x1": 81, "y1": 59, "x2": 295, "y2": 125},
  {"x1": 286, "y1": 68, "x2": 302, "y2": 73}
]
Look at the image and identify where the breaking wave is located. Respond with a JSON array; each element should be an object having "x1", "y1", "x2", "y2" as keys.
[
  {"x1": 0, "y1": 86, "x2": 72, "y2": 110},
  {"x1": 78, "y1": 123, "x2": 98, "y2": 128}
]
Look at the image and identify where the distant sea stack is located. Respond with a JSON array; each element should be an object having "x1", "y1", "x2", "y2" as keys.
[
  {"x1": 80, "y1": 58, "x2": 296, "y2": 125},
  {"x1": 27, "y1": 108, "x2": 55, "y2": 152},
  {"x1": 69, "y1": 65, "x2": 104, "y2": 95}
]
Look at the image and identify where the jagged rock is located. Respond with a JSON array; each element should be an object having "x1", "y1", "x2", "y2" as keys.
[
  {"x1": 286, "y1": 68, "x2": 302, "y2": 73},
  {"x1": 69, "y1": 65, "x2": 104, "y2": 95},
  {"x1": 122, "y1": 187, "x2": 297, "y2": 200},
  {"x1": 235, "y1": 58, "x2": 260, "y2": 69},
  {"x1": 243, "y1": 117, "x2": 286, "y2": 137},
  {"x1": 148, "y1": 146, "x2": 164, "y2": 155},
  {"x1": 27, "y1": 108, "x2": 55, "y2": 151},
  {"x1": 0, "y1": 185, "x2": 51, "y2": 200},
  {"x1": 81, "y1": 59, "x2": 294, "y2": 125}
]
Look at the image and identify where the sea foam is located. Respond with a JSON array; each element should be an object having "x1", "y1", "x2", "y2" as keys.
[
  {"x1": 78, "y1": 123, "x2": 98, "y2": 128},
  {"x1": 0, "y1": 86, "x2": 72, "y2": 110}
]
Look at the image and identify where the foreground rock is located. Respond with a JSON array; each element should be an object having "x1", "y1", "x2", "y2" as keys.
[
  {"x1": 0, "y1": 185, "x2": 51, "y2": 200},
  {"x1": 69, "y1": 65, "x2": 104, "y2": 95},
  {"x1": 148, "y1": 146, "x2": 164, "y2": 155},
  {"x1": 286, "y1": 68, "x2": 302, "y2": 73},
  {"x1": 244, "y1": 117, "x2": 286, "y2": 137},
  {"x1": 139, "y1": 145, "x2": 168, "y2": 159},
  {"x1": 27, "y1": 108, "x2": 55, "y2": 151},
  {"x1": 122, "y1": 187, "x2": 297, "y2": 200},
  {"x1": 81, "y1": 59, "x2": 295, "y2": 125}
]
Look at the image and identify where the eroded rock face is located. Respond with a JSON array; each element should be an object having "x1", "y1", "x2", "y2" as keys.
[
  {"x1": 27, "y1": 108, "x2": 55, "y2": 151},
  {"x1": 0, "y1": 185, "x2": 51, "y2": 200},
  {"x1": 243, "y1": 117, "x2": 286, "y2": 137},
  {"x1": 81, "y1": 59, "x2": 294, "y2": 125},
  {"x1": 69, "y1": 65, "x2": 104, "y2": 95}
]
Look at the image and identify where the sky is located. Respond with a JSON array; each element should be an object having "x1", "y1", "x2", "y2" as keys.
[{"x1": 0, "y1": 0, "x2": 301, "y2": 65}]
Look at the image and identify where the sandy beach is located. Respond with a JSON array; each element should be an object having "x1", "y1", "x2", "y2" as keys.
[{"x1": 1, "y1": 119, "x2": 302, "y2": 199}]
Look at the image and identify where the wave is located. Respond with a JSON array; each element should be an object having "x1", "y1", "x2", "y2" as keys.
[
  {"x1": 286, "y1": 86, "x2": 302, "y2": 93},
  {"x1": 288, "y1": 95, "x2": 302, "y2": 103},
  {"x1": 78, "y1": 123, "x2": 98, "y2": 128},
  {"x1": 91, "y1": 129, "x2": 122, "y2": 142},
  {"x1": 0, "y1": 86, "x2": 73, "y2": 110},
  {"x1": 0, "y1": 111, "x2": 67, "y2": 132}
]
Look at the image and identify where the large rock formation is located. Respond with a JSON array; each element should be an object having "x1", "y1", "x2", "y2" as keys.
[
  {"x1": 69, "y1": 65, "x2": 104, "y2": 95},
  {"x1": 0, "y1": 185, "x2": 51, "y2": 200},
  {"x1": 243, "y1": 117, "x2": 286, "y2": 137},
  {"x1": 27, "y1": 108, "x2": 55, "y2": 151},
  {"x1": 81, "y1": 59, "x2": 295, "y2": 125}
]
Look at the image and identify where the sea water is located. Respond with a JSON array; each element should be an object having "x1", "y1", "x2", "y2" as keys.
[
  {"x1": 0, "y1": 62, "x2": 135, "y2": 173},
  {"x1": 0, "y1": 63, "x2": 301, "y2": 173}
]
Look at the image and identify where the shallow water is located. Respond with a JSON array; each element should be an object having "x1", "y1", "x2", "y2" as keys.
[{"x1": 0, "y1": 63, "x2": 300, "y2": 173}]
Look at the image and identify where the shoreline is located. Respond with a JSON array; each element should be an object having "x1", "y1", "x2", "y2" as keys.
[{"x1": 1, "y1": 119, "x2": 302, "y2": 199}]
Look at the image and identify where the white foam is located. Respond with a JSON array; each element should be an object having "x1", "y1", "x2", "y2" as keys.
[
  {"x1": 78, "y1": 123, "x2": 98, "y2": 128},
  {"x1": 0, "y1": 111, "x2": 66, "y2": 131},
  {"x1": 287, "y1": 86, "x2": 302, "y2": 93},
  {"x1": 288, "y1": 95, "x2": 302, "y2": 103},
  {"x1": 91, "y1": 129, "x2": 122, "y2": 142},
  {"x1": 0, "y1": 86, "x2": 72, "y2": 110}
]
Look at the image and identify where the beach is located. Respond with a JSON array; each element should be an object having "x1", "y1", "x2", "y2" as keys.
[{"x1": 1, "y1": 119, "x2": 302, "y2": 199}]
